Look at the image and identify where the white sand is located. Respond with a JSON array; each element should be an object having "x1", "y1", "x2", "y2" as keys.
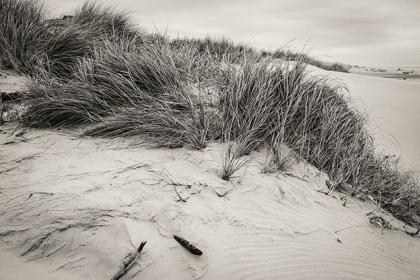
[
  {"x1": 1, "y1": 69, "x2": 420, "y2": 279},
  {"x1": 0, "y1": 69, "x2": 27, "y2": 93},
  {"x1": 335, "y1": 72, "x2": 420, "y2": 172},
  {"x1": 1, "y1": 122, "x2": 420, "y2": 279}
]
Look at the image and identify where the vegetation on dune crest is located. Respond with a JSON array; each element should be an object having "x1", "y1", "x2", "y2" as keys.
[
  {"x1": 1, "y1": 0, "x2": 419, "y2": 229},
  {"x1": 71, "y1": 1, "x2": 138, "y2": 40},
  {"x1": 267, "y1": 49, "x2": 350, "y2": 73},
  {"x1": 0, "y1": 0, "x2": 142, "y2": 76}
]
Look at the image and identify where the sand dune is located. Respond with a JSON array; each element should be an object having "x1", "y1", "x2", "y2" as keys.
[{"x1": 1, "y1": 113, "x2": 420, "y2": 279}]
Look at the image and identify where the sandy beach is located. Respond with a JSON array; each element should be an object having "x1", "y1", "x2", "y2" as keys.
[
  {"x1": 1, "y1": 68, "x2": 420, "y2": 279},
  {"x1": 338, "y1": 71, "x2": 420, "y2": 172},
  {"x1": 348, "y1": 66, "x2": 420, "y2": 83}
]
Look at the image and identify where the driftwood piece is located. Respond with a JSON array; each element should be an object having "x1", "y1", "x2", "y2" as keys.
[
  {"x1": 173, "y1": 235, "x2": 202, "y2": 256},
  {"x1": 111, "y1": 241, "x2": 147, "y2": 280}
]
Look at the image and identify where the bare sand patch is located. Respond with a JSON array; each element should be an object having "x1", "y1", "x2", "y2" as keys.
[{"x1": 334, "y1": 72, "x2": 420, "y2": 172}]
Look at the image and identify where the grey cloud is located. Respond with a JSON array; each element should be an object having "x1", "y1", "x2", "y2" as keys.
[{"x1": 44, "y1": 0, "x2": 420, "y2": 66}]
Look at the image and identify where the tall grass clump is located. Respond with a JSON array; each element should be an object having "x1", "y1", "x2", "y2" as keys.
[
  {"x1": 71, "y1": 1, "x2": 140, "y2": 41},
  {"x1": 217, "y1": 54, "x2": 310, "y2": 156},
  {"x1": 33, "y1": 24, "x2": 98, "y2": 78},
  {"x1": 0, "y1": 0, "x2": 47, "y2": 72},
  {"x1": 23, "y1": 38, "x2": 219, "y2": 149},
  {"x1": 36, "y1": 2, "x2": 142, "y2": 79},
  {"x1": 1, "y1": 0, "x2": 142, "y2": 76},
  {"x1": 20, "y1": 78, "x2": 107, "y2": 127},
  {"x1": 78, "y1": 40, "x2": 219, "y2": 149}
]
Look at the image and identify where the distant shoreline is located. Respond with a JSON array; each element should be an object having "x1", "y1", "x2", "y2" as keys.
[
  {"x1": 352, "y1": 72, "x2": 420, "y2": 80},
  {"x1": 349, "y1": 65, "x2": 420, "y2": 82}
]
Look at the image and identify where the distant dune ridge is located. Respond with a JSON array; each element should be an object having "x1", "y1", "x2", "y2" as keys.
[{"x1": 1, "y1": 0, "x2": 420, "y2": 279}]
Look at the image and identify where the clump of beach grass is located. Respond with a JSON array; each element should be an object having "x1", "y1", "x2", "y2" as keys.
[
  {"x1": 220, "y1": 142, "x2": 250, "y2": 181},
  {"x1": 0, "y1": 0, "x2": 141, "y2": 77},
  {"x1": 71, "y1": 1, "x2": 140, "y2": 41},
  {"x1": 0, "y1": 0, "x2": 47, "y2": 72},
  {"x1": 23, "y1": 35, "x2": 219, "y2": 149}
]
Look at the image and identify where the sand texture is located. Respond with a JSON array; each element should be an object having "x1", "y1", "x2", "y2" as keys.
[
  {"x1": 1, "y1": 67, "x2": 420, "y2": 279},
  {"x1": 0, "y1": 69, "x2": 27, "y2": 93},
  {"x1": 1, "y1": 119, "x2": 420, "y2": 279}
]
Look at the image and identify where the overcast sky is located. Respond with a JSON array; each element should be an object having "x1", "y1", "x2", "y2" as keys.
[{"x1": 44, "y1": 0, "x2": 420, "y2": 67}]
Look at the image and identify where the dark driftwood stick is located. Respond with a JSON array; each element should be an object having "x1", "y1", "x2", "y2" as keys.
[
  {"x1": 173, "y1": 235, "x2": 203, "y2": 256},
  {"x1": 111, "y1": 241, "x2": 147, "y2": 280}
]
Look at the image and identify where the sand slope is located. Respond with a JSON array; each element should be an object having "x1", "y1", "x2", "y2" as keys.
[
  {"x1": 334, "y1": 72, "x2": 420, "y2": 172},
  {"x1": 304, "y1": 66, "x2": 420, "y2": 172},
  {"x1": 1, "y1": 121, "x2": 420, "y2": 280}
]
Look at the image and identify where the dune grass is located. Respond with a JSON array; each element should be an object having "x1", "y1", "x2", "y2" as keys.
[
  {"x1": 270, "y1": 49, "x2": 350, "y2": 73},
  {"x1": 0, "y1": 0, "x2": 47, "y2": 72},
  {"x1": 2, "y1": 0, "x2": 419, "y2": 229},
  {"x1": 71, "y1": 1, "x2": 138, "y2": 39},
  {"x1": 0, "y1": 0, "x2": 141, "y2": 77},
  {"x1": 220, "y1": 142, "x2": 250, "y2": 181}
]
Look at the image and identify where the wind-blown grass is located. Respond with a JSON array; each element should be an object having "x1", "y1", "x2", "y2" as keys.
[
  {"x1": 22, "y1": 37, "x2": 218, "y2": 149},
  {"x1": 71, "y1": 1, "x2": 139, "y2": 41},
  {"x1": 0, "y1": 0, "x2": 47, "y2": 72},
  {"x1": 0, "y1": 0, "x2": 141, "y2": 77},
  {"x1": 34, "y1": 24, "x2": 96, "y2": 77},
  {"x1": 5, "y1": 0, "x2": 420, "y2": 229}
]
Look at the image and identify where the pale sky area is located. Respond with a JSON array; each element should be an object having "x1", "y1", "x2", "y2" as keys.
[{"x1": 44, "y1": 0, "x2": 420, "y2": 68}]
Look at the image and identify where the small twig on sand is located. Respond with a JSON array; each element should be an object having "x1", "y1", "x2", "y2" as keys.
[
  {"x1": 366, "y1": 206, "x2": 383, "y2": 216},
  {"x1": 335, "y1": 225, "x2": 370, "y2": 233},
  {"x1": 283, "y1": 172, "x2": 308, "y2": 181},
  {"x1": 229, "y1": 184, "x2": 261, "y2": 196},
  {"x1": 155, "y1": 166, "x2": 192, "y2": 202},
  {"x1": 315, "y1": 189, "x2": 329, "y2": 195},
  {"x1": 5, "y1": 192, "x2": 54, "y2": 205},
  {"x1": 169, "y1": 184, "x2": 188, "y2": 202},
  {"x1": 111, "y1": 241, "x2": 147, "y2": 280}
]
